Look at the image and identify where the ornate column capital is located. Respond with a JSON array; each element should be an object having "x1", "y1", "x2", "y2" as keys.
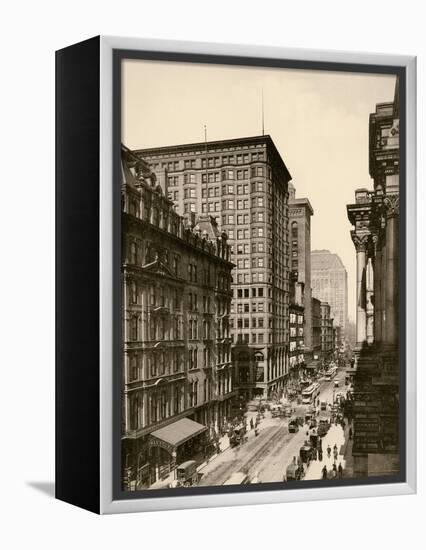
[
  {"x1": 351, "y1": 231, "x2": 369, "y2": 253},
  {"x1": 383, "y1": 194, "x2": 399, "y2": 218}
]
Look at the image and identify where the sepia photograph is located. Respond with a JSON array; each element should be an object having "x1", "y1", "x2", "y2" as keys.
[{"x1": 118, "y1": 56, "x2": 402, "y2": 493}]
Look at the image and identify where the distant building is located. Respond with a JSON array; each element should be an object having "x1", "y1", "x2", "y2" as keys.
[
  {"x1": 311, "y1": 250, "x2": 348, "y2": 338},
  {"x1": 135, "y1": 135, "x2": 292, "y2": 400},
  {"x1": 121, "y1": 145, "x2": 234, "y2": 489},
  {"x1": 346, "y1": 320, "x2": 356, "y2": 347}
]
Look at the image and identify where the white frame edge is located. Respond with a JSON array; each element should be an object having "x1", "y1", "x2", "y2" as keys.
[{"x1": 99, "y1": 36, "x2": 417, "y2": 514}]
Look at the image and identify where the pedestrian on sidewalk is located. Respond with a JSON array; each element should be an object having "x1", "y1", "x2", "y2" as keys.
[
  {"x1": 338, "y1": 463, "x2": 343, "y2": 478},
  {"x1": 250, "y1": 418, "x2": 254, "y2": 430}
]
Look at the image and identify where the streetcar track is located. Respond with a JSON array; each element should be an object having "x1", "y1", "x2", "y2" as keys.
[{"x1": 199, "y1": 421, "x2": 289, "y2": 486}]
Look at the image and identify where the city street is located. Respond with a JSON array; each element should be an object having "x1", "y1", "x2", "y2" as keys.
[{"x1": 199, "y1": 367, "x2": 350, "y2": 486}]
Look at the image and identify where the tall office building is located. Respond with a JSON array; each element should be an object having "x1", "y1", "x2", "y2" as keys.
[
  {"x1": 288, "y1": 182, "x2": 314, "y2": 361},
  {"x1": 311, "y1": 250, "x2": 348, "y2": 338},
  {"x1": 135, "y1": 135, "x2": 292, "y2": 400}
]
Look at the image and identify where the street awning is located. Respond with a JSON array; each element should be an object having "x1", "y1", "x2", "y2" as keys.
[
  {"x1": 149, "y1": 418, "x2": 207, "y2": 452},
  {"x1": 305, "y1": 360, "x2": 320, "y2": 369}
]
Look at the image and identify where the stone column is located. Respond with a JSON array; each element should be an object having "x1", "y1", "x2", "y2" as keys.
[
  {"x1": 366, "y1": 257, "x2": 374, "y2": 344},
  {"x1": 351, "y1": 232, "x2": 369, "y2": 347},
  {"x1": 372, "y1": 234, "x2": 382, "y2": 343},
  {"x1": 383, "y1": 195, "x2": 399, "y2": 346}
]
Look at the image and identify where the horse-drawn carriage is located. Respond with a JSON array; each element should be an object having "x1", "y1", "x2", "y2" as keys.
[
  {"x1": 284, "y1": 461, "x2": 304, "y2": 482},
  {"x1": 229, "y1": 424, "x2": 248, "y2": 448}
]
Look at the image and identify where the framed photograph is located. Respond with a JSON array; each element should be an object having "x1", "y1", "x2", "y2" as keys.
[{"x1": 55, "y1": 36, "x2": 416, "y2": 514}]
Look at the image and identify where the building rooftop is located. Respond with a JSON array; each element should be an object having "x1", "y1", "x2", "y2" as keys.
[
  {"x1": 134, "y1": 134, "x2": 292, "y2": 183},
  {"x1": 311, "y1": 250, "x2": 347, "y2": 271}
]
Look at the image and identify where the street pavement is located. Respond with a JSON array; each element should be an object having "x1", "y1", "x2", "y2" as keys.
[{"x1": 199, "y1": 365, "x2": 351, "y2": 486}]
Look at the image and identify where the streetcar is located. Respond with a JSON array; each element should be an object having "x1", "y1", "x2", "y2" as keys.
[
  {"x1": 324, "y1": 366, "x2": 338, "y2": 381},
  {"x1": 301, "y1": 383, "x2": 321, "y2": 405},
  {"x1": 175, "y1": 460, "x2": 199, "y2": 487}
]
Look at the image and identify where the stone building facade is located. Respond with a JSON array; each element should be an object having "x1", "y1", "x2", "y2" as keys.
[
  {"x1": 121, "y1": 145, "x2": 234, "y2": 489},
  {"x1": 346, "y1": 78, "x2": 400, "y2": 476},
  {"x1": 311, "y1": 297, "x2": 322, "y2": 362},
  {"x1": 289, "y1": 303, "x2": 304, "y2": 376},
  {"x1": 320, "y1": 302, "x2": 334, "y2": 359},
  {"x1": 135, "y1": 135, "x2": 292, "y2": 401},
  {"x1": 288, "y1": 183, "x2": 314, "y2": 362}
]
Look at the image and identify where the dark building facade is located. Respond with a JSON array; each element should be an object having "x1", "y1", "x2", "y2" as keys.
[
  {"x1": 346, "y1": 78, "x2": 400, "y2": 476},
  {"x1": 135, "y1": 135, "x2": 292, "y2": 400},
  {"x1": 288, "y1": 183, "x2": 314, "y2": 362},
  {"x1": 121, "y1": 145, "x2": 235, "y2": 489},
  {"x1": 311, "y1": 297, "x2": 322, "y2": 362},
  {"x1": 320, "y1": 302, "x2": 334, "y2": 359}
]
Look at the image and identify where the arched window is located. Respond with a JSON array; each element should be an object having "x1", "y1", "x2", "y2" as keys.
[
  {"x1": 130, "y1": 355, "x2": 138, "y2": 381},
  {"x1": 150, "y1": 394, "x2": 157, "y2": 423},
  {"x1": 161, "y1": 391, "x2": 167, "y2": 419},
  {"x1": 193, "y1": 381, "x2": 198, "y2": 406},
  {"x1": 130, "y1": 280, "x2": 137, "y2": 304},
  {"x1": 130, "y1": 241, "x2": 137, "y2": 264},
  {"x1": 130, "y1": 316, "x2": 138, "y2": 341},
  {"x1": 174, "y1": 386, "x2": 180, "y2": 414},
  {"x1": 130, "y1": 393, "x2": 142, "y2": 430},
  {"x1": 291, "y1": 221, "x2": 298, "y2": 239}
]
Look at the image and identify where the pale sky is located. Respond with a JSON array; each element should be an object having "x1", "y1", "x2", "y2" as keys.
[{"x1": 122, "y1": 59, "x2": 396, "y2": 322}]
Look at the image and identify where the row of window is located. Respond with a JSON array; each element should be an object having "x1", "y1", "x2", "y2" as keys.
[
  {"x1": 234, "y1": 317, "x2": 267, "y2": 329},
  {"x1": 128, "y1": 350, "x2": 184, "y2": 382},
  {"x1": 234, "y1": 302, "x2": 266, "y2": 313},
  {"x1": 152, "y1": 151, "x2": 267, "y2": 172},
  {"x1": 236, "y1": 287, "x2": 267, "y2": 298},
  {"x1": 234, "y1": 242, "x2": 268, "y2": 254},
  {"x1": 176, "y1": 166, "x2": 267, "y2": 186},
  {"x1": 289, "y1": 313, "x2": 304, "y2": 324},
  {"x1": 175, "y1": 181, "x2": 268, "y2": 201},
  {"x1": 234, "y1": 333, "x2": 268, "y2": 344}
]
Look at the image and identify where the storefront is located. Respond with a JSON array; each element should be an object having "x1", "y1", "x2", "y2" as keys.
[{"x1": 148, "y1": 417, "x2": 208, "y2": 485}]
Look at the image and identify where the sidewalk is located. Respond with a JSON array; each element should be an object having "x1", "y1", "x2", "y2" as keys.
[{"x1": 339, "y1": 423, "x2": 354, "y2": 477}]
